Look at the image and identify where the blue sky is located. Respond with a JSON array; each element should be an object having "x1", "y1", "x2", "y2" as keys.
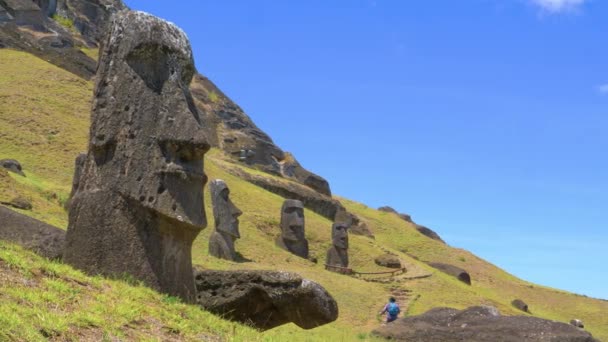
[{"x1": 124, "y1": 0, "x2": 607, "y2": 299}]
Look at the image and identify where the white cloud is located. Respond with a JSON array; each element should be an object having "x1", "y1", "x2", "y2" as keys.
[
  {"x1": 530, "y1": 0, "x2": 586, "y2": 12},
  {"x1": 598, "y1": 84, "x2": 608, "y2": 95}
]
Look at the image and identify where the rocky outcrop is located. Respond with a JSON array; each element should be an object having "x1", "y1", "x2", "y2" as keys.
[
  {"x1": 195, "y1": 270, "x2": 338, "y2": 331},
  {"x1": 428, "y1": 262, "x2": 471, "y2": 285},
  {"x1": 189, "y1": 74, "x2": 332, "y2": 196},
  {"x1": 375, "y1": 254, "x2": 401, "y2": 269},
  {"x1": 0, "y1": 206, "x2": 65, "y2": 259},
  {"x1": 378, "y1": 206, "x2": 412, "y2": 222},
  {"x1": 415, "y1": 224, "x2": 445, "y2": 243},
  {"x1": 227, "y1": 165, "x2": 339, "y2": 220},
  {"x1": 334, "y1": 208, "x2": 374, "y2": 238},
  {"x1": 1, "y1": 196, "x2": 32, "y2": 210},
  {"x1": 55, "y1": 0, "x2": 125, "y2": 45},
  {"x1": 378, "y1": 206, "x2": 445, "y2": 243},
  {"x1": 372, "y1": 305, "x2": 599, "y2": 342},
  {"x1": 0, "y1": 159, "x2": 25, "y2": 176},
  {"x1": 63, "y1": 11, "x2": 209, "y2": 303}
]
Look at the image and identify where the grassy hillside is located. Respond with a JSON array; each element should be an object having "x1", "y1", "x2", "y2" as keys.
[{"x1": 1, "y1": 48, "x2": 606, "y2": 341}]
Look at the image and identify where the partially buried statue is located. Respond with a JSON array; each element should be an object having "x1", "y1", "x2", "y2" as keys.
[
  {"x1": 325, "y1": 222, "x2": 349, "y2": 271},
  {"x1": 276, "y1": 199, "x2": 309, "y2": 259},
  {"x1": 208, "y1": 179, "x2": 243, "y2": 261},
  {"x1": 63, "y1": 11, "x2": 209, "y2": 303}
]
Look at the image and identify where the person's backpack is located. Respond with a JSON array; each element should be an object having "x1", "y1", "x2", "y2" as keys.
[{"x1": 388, "y1": 302, "x2": 400, "y2": 316}]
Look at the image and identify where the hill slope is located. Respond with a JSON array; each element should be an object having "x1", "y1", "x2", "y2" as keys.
[{"x1": 1, "y1": 48, "x2": 607, "y2": 341}]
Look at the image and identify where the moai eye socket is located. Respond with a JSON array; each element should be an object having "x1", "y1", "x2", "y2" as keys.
[{"x1": 126, "y1": 43, "x2": 175, "y2": 94}]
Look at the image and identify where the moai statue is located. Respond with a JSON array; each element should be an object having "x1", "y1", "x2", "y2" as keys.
[
  {"x1": 63, "y1": 11, "x2": 209, "y2": 303},
  {"x1": 325, "y1": 222, "x2": 349, "y2": 271},
  {"x1": 275, "y1": 199, "x2": 309, "y2": 259},
  {"x1": 208, "y1": 179, "x2": 243, "y2": 261}
]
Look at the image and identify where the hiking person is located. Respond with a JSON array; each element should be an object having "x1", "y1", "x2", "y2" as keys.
[{"x1": 379, "y1": 297, "x2": 400, "y2": 323}]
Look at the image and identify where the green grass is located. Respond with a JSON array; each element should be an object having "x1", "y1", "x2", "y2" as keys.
[
  {"x1": 52, "y1": 14, "x2": 75, "y2": 31},
  {"x1": 0, "y1": 48, "x2": 607, "y2": 341}
]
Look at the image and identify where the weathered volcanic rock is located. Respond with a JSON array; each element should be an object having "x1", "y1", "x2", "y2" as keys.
[
  {"x1": 195, "y1": 270, "x2": 338, "y2": 331},
  {"x1": 0, "y1": 206, "x2": 65, "y2": 259},
  {"x1": 372, "y1": 305, "x2": 599, "y2": 342},
  {"x1": 570, "y1": 319, "x2": 584, "y2": 329},
  {"x1": 1, "y1": 196, "x2": 32, "y2": 210},
  {"x1": 0, "y1": 159, "x2": 25, "y2": 176},
  {"x1": 55, "y1": 0, "x2": 126, "y2": 45},
  {"x1": 208, "y1": 179, "x2": 242, "y2": 261},
  {"x1": 428, "y1": 262, "x2": 471, "y2": 285},
  {"x1": 276, "y1": 199, "x2": 309, "y2": 259},
  {"x1": 415, "y1": 224, "x2": 445, "y2": 243},
  {"x1": 512, "y1": 299, "x2": 529, "y2": 313},
  {"x1": 375, "y1": 254, "x2": 402, "y2": 269},
  {"x1": 378, "y1": 206, "x2": 412, "y2": 223},
  {"x1": 189, "y1": 74, "x2": 332, "y2": 196},
  {"x1": 63, "y1": 11, "x2": 210, "y2": 303}
]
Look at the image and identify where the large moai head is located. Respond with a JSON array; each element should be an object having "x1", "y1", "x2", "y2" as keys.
[
  {"x1": 280, "y1": 199, "x2": 305, "y2": 242},
  {"x1": 63, "y1": 11, "x2": 209, "y2": 302},
  {"x1": 210, "y1": 179, "x2": 242, "y2": 238},
  {"x1": 332, "y1": 222, "x2": 349, "y2": 250},
  {"x1": 88, "y1": 10, "x2": 209, "y2": 224}
]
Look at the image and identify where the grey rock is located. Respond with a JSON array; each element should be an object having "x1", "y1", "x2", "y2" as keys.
[
  {"x1": 570, "y1": 319, "x2": 584, "y2": 329},
  {"x1": 208, "y1": 179, "x2": 242, "y2": 261},
  {"x1": 375, "y1": 254, "x2": 402, "y2": 269},
  {"x1": 415, "y1": 224, "x2": 445, "y2": 244},
  {"x1": 512, "y1": 299, "x2": 529, "y2": 313},
  {"x1": 0, "y1": 159, "x2": 25, "y2": 176},
  {"x1": 372, "y1": 306, "x2": 599, "y2": 342},
  {"x1": 2, "y1": 196, "x2": 32, "y2": 210},
  {"x1": 428, "y1": 262, "x2": 471, "y2": 285},
  {"x1": 189, "y1": 74, "x2": 332, "y2": 196},
  {"x1": 0, "y1": 206, "x2": 65, "y2": 259},
  {"x1": 275, "y1": 199, "x2": 309, "y2": 259},
  {"x1": 55, "y1": 0, "x2": 126, "y2": 45},
  {"x1": 195, "y1": 270, "x2": 338, "y2": 331},
  {"x1": 325, "y1": 222, "x2": 349, "y2": 271},
  {"x1": 63, "y1": 11, "x2": 209, "y2": 303}
]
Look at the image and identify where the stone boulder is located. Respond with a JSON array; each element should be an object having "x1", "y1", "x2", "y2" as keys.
[
  {"x1": 375, "y1": 254, "x2": 402, "y2": 269},
  {"x1": 0, "y1": 159, "x2": 25, "y2": 176},
  {"x1": 378, "y1": 206, "x2": 445, "y2": 243},
  {"x1": 415, "y1": 224, "x2": 445, "y2": 243},
  {"x1": 1, "y1": 196, "x2": 32, "y2": 210},
  {"x1": 0, "y1": 206, "x2": 65, "y2": 259},
  {"x1": 195, "y1": 270, "x2": 338, "y2": 331},
  {"x1": 512, "y1": 299, "x2": 529, "y2": 313},
  {"x1": 63, "y1": 11, "x2": 209, "y2": 303},
  {"x1": 372, "y1": 306, "x2": 599, "y2": 342},
  {"x1": 570, "y1": 319, "x2": 584, "y2": 329},
  {"x1": 378, "y1": 206, "x2": 412, "y2": 223},
  {"x1": 428, "y1": 262, "x2": 471, "y2": 285}
]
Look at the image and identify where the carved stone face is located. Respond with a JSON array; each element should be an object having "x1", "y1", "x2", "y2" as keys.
[
  {"x1": 87, "y1": 11, "x2": 209, "y2": 229},
  {"x1": 332, "y1": 223, "x2": 349, "y2": 249},
  {"x1": 280, "y1": 199, "x2": 305, "y2": 242},
  {"x1": 210, "y1": 179, "x2": 242, "y2": 239}
]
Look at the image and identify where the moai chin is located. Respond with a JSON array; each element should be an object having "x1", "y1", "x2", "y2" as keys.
[
  {"x1": 325, "y1": 222, "x2": 349, "y2": 271},
  {"x1": 276, "y1": 199, "x2": 309, "y2": 259},
  {"x1": 63, "y1": 11, "x2": 209, "y2": 303},
  {"x1": 208, "y1": 179, "x2": 243, "y2": 261}
]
